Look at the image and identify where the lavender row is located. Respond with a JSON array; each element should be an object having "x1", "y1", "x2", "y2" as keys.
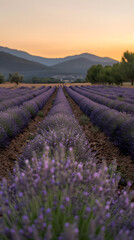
[
  {"x1": 0, "y1": 87, "x2": 51, "y2": 112},
  {"x1": 0, "y1": 87, "x2": 56, "y2": 148},
  {"x1": 0, "y1": 87, "x2": 134, "y2": 239},
  {"x1": 19, "y1": 86, "x2": 89, "y2": 164},
  {"x1": 82, "y1": 86, "x2": 134, "y2": 104},
  {"x1": 0, "y1": 87, "x2": 33, "y2": 102},
  {"x1": 0, "y1": 86, "x2": 46, "y2": 103},
  {"x1": 71, "y1": 86, "x2": 134, "y2": 115},
  {"x1": 65, "y1": 86, "x2": 134, "y2": 157},
  {"x1": 0, "y1": 86, "x2": 49, "y2": 111},
  {"x1": 81, "y1": 86, "x2": 134, "y2": 104},
  {"x1": 75, "y1": 85, "x2": 134, "y2": 111},
  {"x1": 86, "y1": 85, "x2": 134, "y2": 99}
]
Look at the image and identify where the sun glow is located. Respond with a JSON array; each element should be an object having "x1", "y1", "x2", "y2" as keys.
[{"x1": 0, "y1": 0, "x2": 134, "y2": 61}]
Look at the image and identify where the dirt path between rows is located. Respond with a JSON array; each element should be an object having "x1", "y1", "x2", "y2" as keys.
[
  {"x1": 0, "y1": 89, "x2": 58, "y2": 180},
  {"x1": 64, "y1": 90, "x2": 134, "y2": 189}
]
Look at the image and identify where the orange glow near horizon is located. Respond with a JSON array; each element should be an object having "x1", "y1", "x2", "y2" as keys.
[{"x1": 0, "y1": 0, "x2": 134, "y2": 61}]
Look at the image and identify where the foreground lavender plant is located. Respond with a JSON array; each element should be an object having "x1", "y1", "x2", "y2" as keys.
[{"x1": 0, "y1": 147, "x2": 134, "y2": 240}]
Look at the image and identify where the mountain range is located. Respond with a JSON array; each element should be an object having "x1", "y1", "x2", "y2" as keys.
[{"x1": 0, "y1": 46, "x2": 118, "y2": 79}]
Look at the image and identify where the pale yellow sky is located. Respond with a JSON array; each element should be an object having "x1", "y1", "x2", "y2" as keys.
[{"x1": 0, "y1": 0, "x2": 134, "y2": 60}]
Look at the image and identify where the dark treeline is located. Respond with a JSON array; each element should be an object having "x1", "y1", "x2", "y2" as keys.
[
  {"x1": 23, "y1": 77, "x2": 64, "y2": 84},
  {"x1": 0, "y1": 72, "x2": 23, "y2": 85},
  {"x1": 86, "y1": 50, "x2": 134, "y2": 85},
  {"x1": 0, "y1": 75, "x2": 64, "y2": 85}
]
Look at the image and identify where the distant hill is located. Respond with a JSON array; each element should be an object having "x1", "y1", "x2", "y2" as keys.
[
  {"x1": 0, "y1": 46, "x2": 118, "y2": 66},
  {"x1": 0, "y1": 46, "x2": 119, "y2": 79},
  {"x1": 51, "y1": 57, "x2": 117, "y2": 75},
  {"x1": 0, "y1": 51, "x2": 49, "y2": 71},
  {"x1": 76, "y1": 53, "x2": 118, "y2": 64},
  {"x1": 0, "y1": 51, "x2": 53, "y2": 78}
]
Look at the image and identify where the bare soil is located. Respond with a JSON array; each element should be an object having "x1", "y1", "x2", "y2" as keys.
[
  {"x1": 0, "y1": 89, "x2": 58, "y2": 180},
  {"x1": 1, "y1": 82, "x2": 134, "y2": 88},
  {"x1": 0, "y1": 82, "x2": 92, "y2": 88},
  {"x1": 65, "y1": 90, "x2": 134, "y2": 189}
]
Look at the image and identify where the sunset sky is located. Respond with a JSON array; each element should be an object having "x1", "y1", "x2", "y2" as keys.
[{"x1": 0, "y1": 0, "x2": 134, "y2": 61}]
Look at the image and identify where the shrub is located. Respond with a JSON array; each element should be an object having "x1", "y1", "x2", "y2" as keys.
[
  {"x1": 0, "y1": 74, "x2": 5, "y2": 84},
  {"x1": 37, "y1": 111, "x2": 45, "y2": 118},
  {"x1": 79, "y1": 114, "x2": 89, "y2": 125},
  {"x1": 9, "y1": 72, "x2": 23, "y2": 85}
]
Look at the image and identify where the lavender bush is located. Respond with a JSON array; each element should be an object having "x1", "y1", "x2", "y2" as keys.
[
  {"x1": 0, "y1": 124, "x2": 9, "y2": 147},
  {"x1": 1, "y1": 147, "x2": 134, "y2": 240}
]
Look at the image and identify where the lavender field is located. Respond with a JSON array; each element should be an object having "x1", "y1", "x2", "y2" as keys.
[{"x1": 0, "y1": 85, "x2": 134, "y2": 240}]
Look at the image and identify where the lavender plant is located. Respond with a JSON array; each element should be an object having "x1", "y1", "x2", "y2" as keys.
[{"x1": 0, "y1": 147, "x2": 134, "y2": 239}]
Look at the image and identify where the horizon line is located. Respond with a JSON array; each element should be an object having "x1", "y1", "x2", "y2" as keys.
[{"x1": 0, "y1": 45, "x2": 119, "y2": 61}]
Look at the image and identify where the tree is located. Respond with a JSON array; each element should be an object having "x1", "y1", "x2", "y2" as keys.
[
  {"x1": 112, "y1": 63, "x2": 124, "y2": 86},
  {"x1": 85, "y1": 64, "x2": 115, "y2": 85},
  {"x1": 9, "y1": 72, "x2": 23, "y2": 85},
  {"x1": 0, "y1": 74, "x2": 5, "y2": 84},
  {"x1": 103, "y1": 66, "x2": 114, "y2": 85},
  {"x1": 121, "y1": 50, "x2": 134, "y2": 85},
  {"x1": 85, "y1": 64, "x2": 104, "y2": 84}
]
